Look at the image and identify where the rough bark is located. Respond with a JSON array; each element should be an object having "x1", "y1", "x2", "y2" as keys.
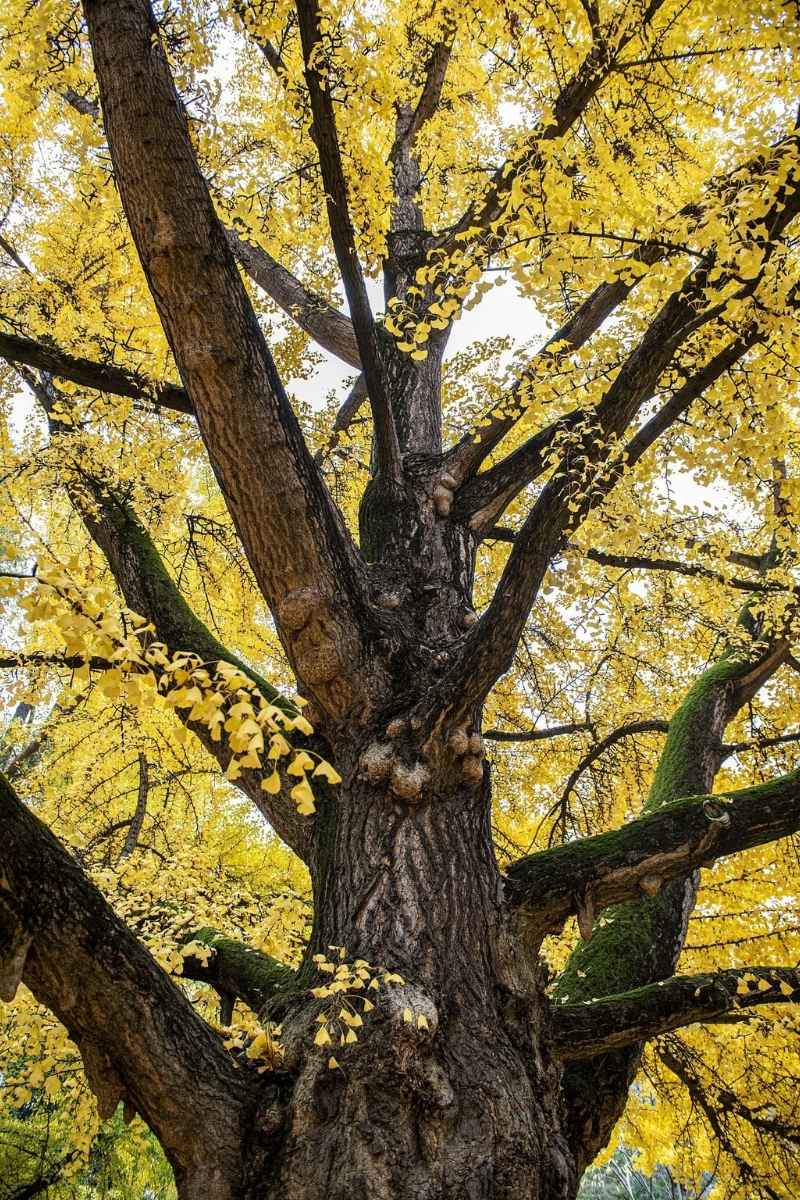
[
  {"x1": 0, "y1": 774, "x2": 252, "y2": 1198},
  {"x1": 0, "y1": 329, "x2": 192, "y2": 414},
  {"x1": 83, "y1": 0, "x2": 383, "y2": 725},
  {"x1": 267, "y1": 767, "x2": 576, "y2": 1200}
]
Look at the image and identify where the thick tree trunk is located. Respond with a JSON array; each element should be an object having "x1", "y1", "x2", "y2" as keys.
[{"x1": 243, "y1": 768, "x2": 577, "y2": 1200}]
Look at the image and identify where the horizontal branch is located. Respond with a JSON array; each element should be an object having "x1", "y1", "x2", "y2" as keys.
[
  {"x1": 0, "y1": 772, "x2": 247, "y2": 1191},
  {"x1": 724, "y1": 729, "x2": 800, "y2": 756},
  {"x1": 484, "y1": 720, "x2": 593, "y2": 743},
  {"x1": 553, "y1": 966, "x2": 800, "y2": 1060},
  {"x1": 505, "y1": 767, "x2": 800, "y2": 937},
  {"x1": 0, "y1": 330, "x2": 191, "y2": 414},
  {"x1": 580, "y1": 546, "x2": 772, "y2": 592},
  {"x1": 0, "y1": 652, "x2": 112, "y2": 672},
  {"x1": 180, "y1": 927, "x2": 293, "y2": 1014}
]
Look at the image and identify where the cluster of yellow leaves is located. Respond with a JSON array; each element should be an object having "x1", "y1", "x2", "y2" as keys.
[
  {"x1": 310, "y1": 946, "x2": 405, "y2": 1069},
  {"x1": 13, "y1": 560, "x2": 341, "y2": 814},
  {"x1": 219, "y1": 1007, "x2": 285, "y2": 1073}
]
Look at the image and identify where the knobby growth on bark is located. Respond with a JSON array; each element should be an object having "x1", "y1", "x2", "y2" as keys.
[{"x1": 1, "y1": 1, "x2": 800, "y2": 1198}]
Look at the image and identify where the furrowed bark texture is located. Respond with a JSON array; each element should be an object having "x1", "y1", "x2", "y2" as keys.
[
  {"x1": 268, "y1": 763, "x2": 576, "y2": 1200},
  {"x1": 83, "y1": 0, "x2": 382, "y2": 724}
]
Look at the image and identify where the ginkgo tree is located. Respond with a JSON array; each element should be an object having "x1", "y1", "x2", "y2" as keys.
[{"x1": 1, "y1": 0, "x2": 800, "y2": 1197}]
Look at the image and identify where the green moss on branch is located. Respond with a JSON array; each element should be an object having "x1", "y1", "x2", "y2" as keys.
[
  {"x1": 506, "y1": 768, "x2": 800, "y2": 945},
  {"x1": 553, "y1": 966, "x2": 800, "y2": 1060},
  {"x1": 180, "y1": 927, "x2": 294, "y2": 1014}
]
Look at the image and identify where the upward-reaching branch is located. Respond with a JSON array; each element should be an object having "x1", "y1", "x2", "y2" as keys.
[
  {"x1": 428, "y1": 322, "x2": 767, "y2": 728},
  {"x1": 82, "y1": 0, "x2": 381, "y2": 722},
  {"x1": 17, "y1": 367, "x2": 314, "y2": 858},
  {"x1": 295, "y1": 0, "x2": 402, "y2": 481},
  {"x1": 452, "y1": 127, "x2": 800, "y2": 488},
  {"x1": 439, "y1": 145, "x2": 800, "y2": 715},
  {"x1": 223, "y1": 228, "x2": 362, "y2": 368},
  {"x1": 436, "y1": 2, "x2": 667, "y2": 255}
]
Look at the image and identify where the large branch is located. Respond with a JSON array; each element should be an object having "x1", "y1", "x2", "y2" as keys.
[
  {"x1": 82, "y1": 0, "x2": 379, "y2": 722},
  {"x1": 552, "y1": 966, "x2": 800, "y2": 1061},
  {"x1": 505, "y1": 766, "x2": 800, "y2": 940},
  {"x1": 0, "y1": 330, "x2": 192, "y2": 414},
  {"x1": 0, "y1": 772, "x2": 248, "y2": 1194},
  {"x1": 19, "y1": 368, "x2": 313, "y2": 858},
  {"x1": 295, "y1": 0, "x2": 402, "y2": 480},
  {"x1": 224, "y1": 229, "x2": 361, "y2": 368},
  {"x1": 444, "y1": 145, "x2": 800, "y2": 708},
  {"x1": 180, "y1": 927, "x2": 293, "y2": 1015},
  {"x1": 451, "y1": 127, "x2": 800, "y2": 488},
  {"x1": 425, "y1": 326, "x2": 764, "y2": 729}
]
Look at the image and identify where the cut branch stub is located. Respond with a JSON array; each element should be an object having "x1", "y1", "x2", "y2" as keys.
[{"x1": 390, "y1": 761, "x2": 431, "y2": 803}]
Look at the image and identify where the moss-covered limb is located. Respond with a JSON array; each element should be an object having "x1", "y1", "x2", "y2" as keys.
[
  {"x1": 17, "y1": 369, "x2": 314, "y2": 859},
  {"x1": 552, "y1": 967, "x2": 800, "y2": 1061},
  {"x1": 505, "y1": 768, "x2": 800, "y2": 938},
  {"x1": 550, "y1": 636, "x2": 789, "y2": 1169},
  {"x1": 0, "y1": 774, "x2": 248, "y2": 1188},
  {"x1": 550, "y1": 646, "x2": 790, "y2": 1005},
  {"x1": 64, "y1": 477, "x2": 313, "y2": 857},
  {"x1": 180, "y1": 928, "x2": 295, "y2": 1015}
]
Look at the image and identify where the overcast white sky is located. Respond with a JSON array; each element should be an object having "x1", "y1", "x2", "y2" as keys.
[{"x1": 289, "y1": 276, "x2": 545, "y2": 410}]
